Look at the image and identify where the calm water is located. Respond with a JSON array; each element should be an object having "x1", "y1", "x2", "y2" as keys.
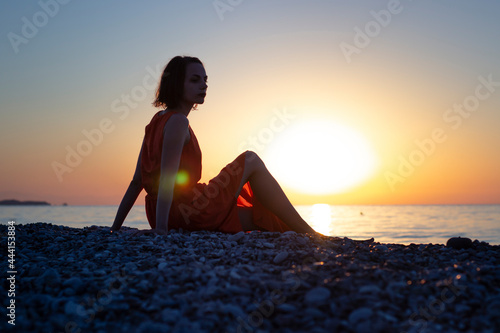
[{"x1": 1, "y1": 205, "x2": 499, "y2": 245}]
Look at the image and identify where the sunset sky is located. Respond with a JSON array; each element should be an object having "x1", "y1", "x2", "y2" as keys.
[{"x1": 1, "y1": 0, "x2": 499, "y2": 206}]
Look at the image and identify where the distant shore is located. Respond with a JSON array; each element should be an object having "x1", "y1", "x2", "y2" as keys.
[
  {"x1": 2, "y1": 222, "x2": 499, "y2": 332},
  {"x1": 0, "y1": 199, "x2": 51, "y2": 206}
]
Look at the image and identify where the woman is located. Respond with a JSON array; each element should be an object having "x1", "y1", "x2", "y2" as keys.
[{"x1": 111, "y1": 56, "x2": 317, "y2": 235}]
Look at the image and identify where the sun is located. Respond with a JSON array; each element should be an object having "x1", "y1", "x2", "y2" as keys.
[{"x1": 264, "y1": 118, "x2": 378, "y2": 195}]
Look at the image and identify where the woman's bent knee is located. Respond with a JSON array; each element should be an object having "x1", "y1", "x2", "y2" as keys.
[{"x1": 244, "y1": 150, "x2": 264, "y2": 167}]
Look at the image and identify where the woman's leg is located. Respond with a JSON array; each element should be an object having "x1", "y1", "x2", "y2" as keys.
[{"x1": 235, "y1": 151, "x2": 317, "y2": 234}]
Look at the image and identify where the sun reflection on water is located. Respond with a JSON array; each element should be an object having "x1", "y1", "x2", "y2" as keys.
[{"x1": 309, "y1": 204, "x2": 333, "y2": 235}]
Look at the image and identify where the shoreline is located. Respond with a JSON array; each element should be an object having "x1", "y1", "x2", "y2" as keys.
[
  {"x1": 2, "y1": 204, "x2": 500, "y2": 246},
  {"x1": 1, "y1": 223, "x2": 499, "y2": 332}
]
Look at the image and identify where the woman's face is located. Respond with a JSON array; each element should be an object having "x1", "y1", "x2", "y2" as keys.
[{"x1": 183, "y1": 63, "x2": 208, "y2": 105}]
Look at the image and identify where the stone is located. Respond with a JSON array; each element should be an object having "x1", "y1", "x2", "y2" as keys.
[
  {"x1": 446, "y1": 237, "x2": 473, "y2": 250},
  {"x1": 359, "y1": 285, "x2": 381, "y2": 294},
  {"x1": 62, "y1": 277, "x2": 85, "y2": 294},
  {"x1": 273, "y1": 251, "x2": 289, "y2": 264},
  {"x1": 263, "y1": 242, "x2": 275, "y2": 249},
  {"x1": 230, "y1": 269, "x2": 242, "y2": 279},
  {"x1": 348, "y1": 308, "x2": 373, "y2": 324},
  {"x1": 305, "y1": 287, "x2": 331, "y2": 305},
  {"x1": 3, "y1": 222, "x2": 499, "y2": 333},
  {"x1": 374, "y1": 245, "x2": 389, "y2": 252},
  {"x1": 228, "y1": 231, "x2": 245, "y2": 242},
  {"x1": 277, "y1": 303, "x2": 297, "y2": 312},
  {"x1": 161, "y1": 308, "x2": 181, "y2": 323},
  {"x1": 40, "y1": 268, "x2": 61, "y2": 288},
  {"x1": 137, "y1": 321, "x2": 171, "y2": 333},
  {"x1": 64, "y1": 300, "x2": 81, "y2": 316}
]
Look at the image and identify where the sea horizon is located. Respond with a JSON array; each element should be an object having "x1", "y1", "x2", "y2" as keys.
[
  {"x1": 2, "y1": 204, "x2": 499, "y2": 246},
  {"x1": 3, "y1": 202, "x2": 498, "y2": 206}
]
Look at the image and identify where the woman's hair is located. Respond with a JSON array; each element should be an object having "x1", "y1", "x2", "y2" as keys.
[{"x1": 153, "y1": 56, "x2": 203, "y2": 109}]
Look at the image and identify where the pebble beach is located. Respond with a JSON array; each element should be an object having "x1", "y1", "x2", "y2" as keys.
[{"x1": 2, "y1": 222, "x2": 500, "y2": 332}]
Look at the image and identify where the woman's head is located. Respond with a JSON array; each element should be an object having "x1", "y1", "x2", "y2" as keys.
[{"x1": 153, "y1": 56, "x2": 207, "y2": 109}]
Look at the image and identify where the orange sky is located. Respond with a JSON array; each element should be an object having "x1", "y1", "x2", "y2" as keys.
[{"x1": 1, "y1": 1, "x2": 499, "y2": 206}]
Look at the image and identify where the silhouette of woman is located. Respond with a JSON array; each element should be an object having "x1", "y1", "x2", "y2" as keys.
[{"x1": 111, "y1": 56, "x2": 317, "y2": 235}]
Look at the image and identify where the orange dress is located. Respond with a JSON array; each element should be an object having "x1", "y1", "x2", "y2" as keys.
[{"x1": 141, "y1": 111, "x2": 291, "y2": 233}]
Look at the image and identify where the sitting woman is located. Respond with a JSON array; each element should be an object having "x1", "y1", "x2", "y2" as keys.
[{"x1": 111, "y1": 56, "x2": 318, "y2": 235}]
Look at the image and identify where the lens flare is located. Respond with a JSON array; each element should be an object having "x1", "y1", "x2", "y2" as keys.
[{"x1": 176, "y1": 170, "x2": 189, "y2": 185}]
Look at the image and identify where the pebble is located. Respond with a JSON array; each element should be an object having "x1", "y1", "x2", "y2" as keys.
[
  {"x1": 228, "y1": 231, "x2": 245, "y2": 242},
  {"x1": 273, "y1": 251, "x2": 289, "y2": 264},
  {"x1": 158, "y1": 262, "x2": 169, "y2": 271},
  {"x1": 359, "y1": 285, "x2": 381, "y2": 294},
  {"x1": 374, "y1": 244, "x2": 389, "y2": 252},
  {"x1": 39, "y1": 268, "x2": 61, "y2": 289},
  {"x1": 305, "y1": 287, "x2": 331, "y2": 305},
  {"x1": 3, "y1": 222, "x2": 499, "y2": 333},
  {"x1": 62, "y1": 277, "x2": 85, "y2": 294},
  {"x1": 348, "y1": 307, "x2": 373, "y2": 323},
  {"x1": 278, "y1": 303, "x2": 297, "y2": 312},
  {"x1": 229, "y1": 269, "x2": 242, "y2": 279},
  {"x1": 64, "y1": 300, "x2": 80, "y2": 316},
  {"x1": 447, "y1": 236, "x2": 473, "y2": 249},
  {"x1": 263, "y1": 242, "x2": 275, "y2": 248}
]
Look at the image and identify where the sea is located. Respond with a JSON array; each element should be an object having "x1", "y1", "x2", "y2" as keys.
[{"x1": 1, "y1": 204, "x2": 499, "y2": 245}]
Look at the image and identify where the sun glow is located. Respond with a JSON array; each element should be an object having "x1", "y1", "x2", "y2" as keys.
[
  {"x1": 309, "y1": 204, "x2": 333, "y2": 235},
  {"x1": 264, "y1": 118, "x2": 378, "y2": 195}
]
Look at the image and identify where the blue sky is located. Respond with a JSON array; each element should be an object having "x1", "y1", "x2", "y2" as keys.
[{"x1": 1, "y1": 0, "x2": 500, "y2": 205}]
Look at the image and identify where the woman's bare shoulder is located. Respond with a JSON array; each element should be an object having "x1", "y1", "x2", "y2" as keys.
[
  {"x1": 164, "y1": 112, "x2": 188, "y2": 130},
  {"x1": 161, "y1": 112, "x2": 190, "y2": 144}
]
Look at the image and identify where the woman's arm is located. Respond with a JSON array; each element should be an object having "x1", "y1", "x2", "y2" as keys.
[
  {"x1": 155, "y1": 113, "x2": 190, "y2": 232},
  {"x1": 111, "y1": 144, "x2": 144, "y2": 232}
]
